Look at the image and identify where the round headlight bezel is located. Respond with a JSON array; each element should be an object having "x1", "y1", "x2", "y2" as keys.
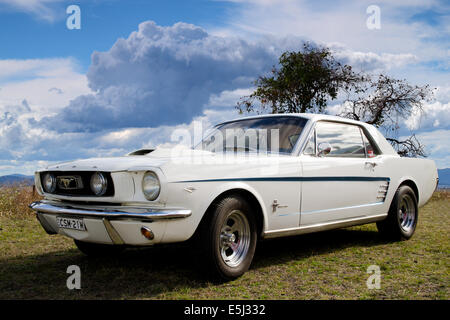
[
  {"x1": 43, "y1": 173, "x2": 56, "y2": 193},
  {"x1": 90, "y1": 172, "x2": 108, "y2": 196},
  {"x1": 142, "y1": 171, "x2": 161, "y2": 201}
]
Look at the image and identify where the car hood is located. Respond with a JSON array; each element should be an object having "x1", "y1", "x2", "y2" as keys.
[
  {"x1": 41, "y1": 147, "x2": 216, "y2": 172},
  {"x1": 41, "y1": 146, "x2": 290, "y2": 173}
]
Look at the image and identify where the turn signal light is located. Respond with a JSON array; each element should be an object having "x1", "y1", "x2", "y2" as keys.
[{"x1": 140, "y1": 226, "x2": 154, "y2": 240}]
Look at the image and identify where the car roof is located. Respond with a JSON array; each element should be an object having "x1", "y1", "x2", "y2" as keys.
[{"x1": 219, "y1": 113, "x2": 367, "y2": 127}]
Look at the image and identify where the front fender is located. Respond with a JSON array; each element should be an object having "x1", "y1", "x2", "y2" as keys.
[{"x1": 161, "y1": 180, "x2": 269, "y2": 243}]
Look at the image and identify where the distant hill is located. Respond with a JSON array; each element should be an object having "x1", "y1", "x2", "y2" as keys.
[
  {"x1": 438, "y1": 168, "x2": 450, "y2": 189},
  {"x1": 0, "y1": 174, "x2": 34, "y2": 186}
]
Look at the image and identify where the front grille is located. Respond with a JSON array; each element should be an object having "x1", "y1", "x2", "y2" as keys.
[{"x1": 40, "y1": 171, "x2": 115, "y2": 197}]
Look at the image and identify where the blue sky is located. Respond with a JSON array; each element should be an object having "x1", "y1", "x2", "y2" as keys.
[
  {"x1": 0, "y1": 0, "x2": 237, "y2": 70},
  {"x1": 0, "y1": 0, "x2": 449, "y2": 175}
]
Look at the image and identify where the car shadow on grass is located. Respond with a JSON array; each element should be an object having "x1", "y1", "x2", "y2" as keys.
[
  {"x1": 0, "y1": 225, "x2": 394, "y2": 299},
  {"x1": 252, "y1": 225, "x2": 394, "y2": 270},
  {"x1": 0, "y1": 241, "x2": 211, "y2": 299}
]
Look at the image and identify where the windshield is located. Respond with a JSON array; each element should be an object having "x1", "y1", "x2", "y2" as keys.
[{"x1": 196, "y1": 116, "x2": 308, "y2": 154}]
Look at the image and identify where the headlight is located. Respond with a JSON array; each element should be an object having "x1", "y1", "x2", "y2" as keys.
[
  {"x1": 43, "y1": 173, "x2": 56, "y2": 193},
  {"x1": 142, "y1": 171, "x2": 160, "y2": 201},
  {"x1": 90, "y1": 172, "x2": 108, "y2": 196}
]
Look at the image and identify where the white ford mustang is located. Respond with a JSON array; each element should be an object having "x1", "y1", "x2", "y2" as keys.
[{"x1": 30, "y1": 113, "x2": 438, "y2": 279}]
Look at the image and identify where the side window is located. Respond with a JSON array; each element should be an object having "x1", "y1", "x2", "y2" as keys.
[
  {"x1": 361, "y1": 130, "x2": 379, "y2": 158},
  {"x1": 316, "y1": 122, "x2": 366, "y2": 158}
]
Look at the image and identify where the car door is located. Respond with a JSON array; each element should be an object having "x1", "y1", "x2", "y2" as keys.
[{"x1": 299, "y1": 121, "x2": 387, "y2": 226}]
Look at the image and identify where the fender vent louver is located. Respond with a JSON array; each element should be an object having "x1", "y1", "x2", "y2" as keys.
[{"x1": 376, "y1": 181, "x2": 390, "y2": 202}]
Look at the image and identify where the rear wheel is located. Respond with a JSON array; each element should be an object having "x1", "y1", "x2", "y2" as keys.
[
  {"x1": 199, "y1": 195, "x2": 257, "y2": 280},
  {"x1": 376, "y1": 185, "x2": 418, "y2": 240},
  {"x1": 74, "y1": 239, "x2": 125, "y2": 257}
]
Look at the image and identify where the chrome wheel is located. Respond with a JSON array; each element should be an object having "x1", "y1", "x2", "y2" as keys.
[
  {"x1": 398, "y1": 194, "x2": 416, "y2": 233},
  {"x1": 377, "y1": 185, "x2": 418, "y2": 240},
  {"x1": 219, "y1": 209, "x2": 251, "y2": 268}
]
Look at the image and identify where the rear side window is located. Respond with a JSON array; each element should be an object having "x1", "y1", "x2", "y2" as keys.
[
  {"x1": 361, "y1": 130, "x2": 379, "y2": 158},
  {"x1": 315, "y1": 122, "x2": 366, "y2": 158}
]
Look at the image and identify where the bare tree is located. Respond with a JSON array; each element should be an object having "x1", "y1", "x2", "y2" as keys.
[
  {"x1": 385, "y1": 135, "x2": 426, "y2": 157},
  {"x1": 340, "y1": 74, "x2": 434, "y2": 157}
]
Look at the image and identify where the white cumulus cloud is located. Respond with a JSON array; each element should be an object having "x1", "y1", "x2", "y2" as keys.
[{"x1": 39, "y1": 21, "x2": 305, "y2": 132}]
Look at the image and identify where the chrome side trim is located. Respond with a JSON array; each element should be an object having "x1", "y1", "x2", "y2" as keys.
[
  {"x1": 300, "y1": 201, "x2": 384, "y2": 215},
  {"x1": 102, "y1": 218, "x2": 125, "y2": 245},
  {"x1": 263, "y1": 213, "x2": 388, "y2": 239},
  {"x1": 29, "y1": 200, "x2": 192, "y2": 221}
]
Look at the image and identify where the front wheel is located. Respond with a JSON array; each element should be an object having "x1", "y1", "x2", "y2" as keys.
[
  {"x1": 200, "y1": 195, "x2": 257, "y2": 280},
  {"x1": 74, "y1": 239, "x2": 125, "y2": 257},
  {"x1": 376, "y1": 185, "x2": 418, "y2": 240}
]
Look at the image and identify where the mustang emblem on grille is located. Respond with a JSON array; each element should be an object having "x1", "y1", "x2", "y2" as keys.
[{"x1": 57, "y1": 176, "x2": 83, "y2": 190}]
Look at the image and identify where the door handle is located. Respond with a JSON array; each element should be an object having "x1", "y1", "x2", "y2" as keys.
[
  {"x1": 272, "y1": 200, "x2": 288, "y2": 212},
  {"x1": 365, "y1": 161, "x2": 378, "y2": 168}
]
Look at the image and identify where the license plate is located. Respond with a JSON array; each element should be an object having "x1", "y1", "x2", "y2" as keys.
[{"x1": 56, "y1": 217, "x2": 86, "y2": 231}]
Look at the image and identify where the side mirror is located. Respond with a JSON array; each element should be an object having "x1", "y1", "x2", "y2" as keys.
[{"x1": 317, "y1": 142, "x2": 332, "y2": 157}]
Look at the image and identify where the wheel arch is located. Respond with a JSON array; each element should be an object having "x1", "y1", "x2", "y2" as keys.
[
  {"x1": 398, "y1": 179, "x2": 419, "y2": 203},
  {"x1": 196, "y1": 188, "x2": 266, "y2": 239}
]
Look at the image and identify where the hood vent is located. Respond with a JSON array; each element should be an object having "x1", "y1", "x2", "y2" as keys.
[{"x1": 127, "y1": 149, "x2": 155, "y2": 156}]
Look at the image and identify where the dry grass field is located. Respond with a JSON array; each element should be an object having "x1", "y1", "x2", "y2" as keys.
[{"x1": 0, "y1": 185, "x2": 448, "y2": 299}]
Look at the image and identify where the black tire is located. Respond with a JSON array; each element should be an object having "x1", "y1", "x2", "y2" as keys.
[
  {"x1": 376, "y1": 185, "x2": 418, "y2": 240},
  {"x1": 199, "y1": 195, "x2": 258, "y2": 281},
  {"x1": 74, "y1": 239, "x2": 125, "y2": 257}
]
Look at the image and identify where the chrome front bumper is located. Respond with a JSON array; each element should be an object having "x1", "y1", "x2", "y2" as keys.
[
  {"x1": 30, "y1": 200, "x2": 193, "y2": 245},
  {"x1": 29, "y1": 200, "x2": 192, "y2": 220}
]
